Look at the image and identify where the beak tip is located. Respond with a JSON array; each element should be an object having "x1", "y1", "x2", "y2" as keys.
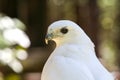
[
  {"x1": 45, "y1": 38, "x2": 48, "y2": 44},
  {"x1": 45, "y1": 33, "x2": 53, "y2": 44}
]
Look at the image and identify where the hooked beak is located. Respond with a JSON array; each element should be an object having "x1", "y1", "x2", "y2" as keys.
[{"x1": 45, "y1": 33, "x2": 53, "y2": 44}]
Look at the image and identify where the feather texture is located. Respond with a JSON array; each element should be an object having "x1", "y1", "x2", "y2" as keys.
[{"x1": 41, "y1": 20, "x2": 114, "y2": 80}]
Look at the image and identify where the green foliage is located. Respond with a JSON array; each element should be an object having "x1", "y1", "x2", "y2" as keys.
[
  {"x1": 0, "y1": 35, "x2": 11, "y2": 49},
  {"x1": 5, "y1": 74, "x2": 21, "y2": 80}
]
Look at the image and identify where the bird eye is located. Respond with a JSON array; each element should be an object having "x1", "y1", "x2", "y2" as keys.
[{"x1": 60, "y1": 27, "x2": 68, "y2": 34}]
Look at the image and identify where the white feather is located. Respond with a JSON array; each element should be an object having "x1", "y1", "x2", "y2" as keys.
[{"x1": 41, "y1": 20, "x2": 114, "y2": 80}]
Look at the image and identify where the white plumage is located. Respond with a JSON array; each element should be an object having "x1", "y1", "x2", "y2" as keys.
[{"x1": 41, "y1": 20, "x2": 114, "y2": 80}]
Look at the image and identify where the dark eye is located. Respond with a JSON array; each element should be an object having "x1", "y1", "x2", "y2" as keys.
[{"x1": 60, "y1": 27, "x2": 68, "y2": 34}]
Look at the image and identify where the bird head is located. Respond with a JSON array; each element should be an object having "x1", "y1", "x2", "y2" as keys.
[{"x1": 45, "y1": 20, "x2": 94, "y2": 47}]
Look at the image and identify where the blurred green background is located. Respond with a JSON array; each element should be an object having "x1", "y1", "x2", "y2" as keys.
[{"x1": 0, "y1": 0, "x2": 120, "y2": 80}]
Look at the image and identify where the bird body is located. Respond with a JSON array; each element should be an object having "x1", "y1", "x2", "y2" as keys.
[{"x1": 41, "y1": 20, "x2": 114, "y2": 80}]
